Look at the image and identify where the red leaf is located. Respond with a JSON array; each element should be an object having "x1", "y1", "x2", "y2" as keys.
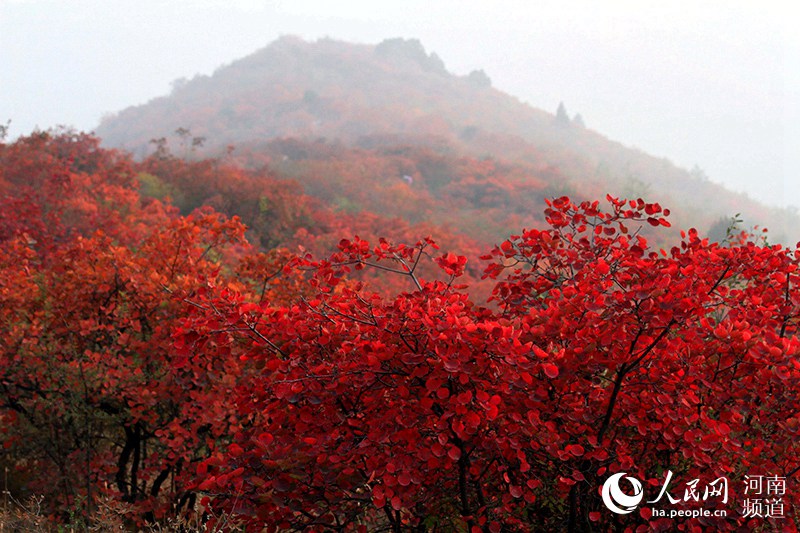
[
  {"x1": 448, "y1": 446, "x2": 462, "y2": 461},
  {"x1": 542, "y1": 363, "x2": 559, "y2": 379}
]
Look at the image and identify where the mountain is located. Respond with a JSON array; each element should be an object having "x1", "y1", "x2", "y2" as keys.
[{"x1": 96, "y1": 36, "x2": 799, "y2": 244}]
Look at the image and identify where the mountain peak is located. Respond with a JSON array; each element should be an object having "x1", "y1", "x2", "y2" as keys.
[
  {"x1": 95, "y1": 36, "x2": 799, "y2": 243},
  {"x1": 374, "y1": 37, "x2": 448, "y2": 74}
]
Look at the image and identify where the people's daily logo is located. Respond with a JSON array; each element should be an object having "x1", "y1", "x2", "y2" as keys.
[
  {"x1": 600, "y1": 470, "x2": 786, "y2": 520},
  {"x1": 601, "y1": 472, "x2": 644, "y2": 514}
]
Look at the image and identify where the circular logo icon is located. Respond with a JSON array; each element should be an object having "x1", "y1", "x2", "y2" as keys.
[{"x1": 602, "y1": 472, "x2": 644, "y2": 514}]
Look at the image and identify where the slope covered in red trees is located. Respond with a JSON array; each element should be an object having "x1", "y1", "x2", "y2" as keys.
[
  {"x1": 1, "y1": 131, "x2": 798, "y2": 531},
  {"x1": 96, "y1": 36, "x2": 800, "y2": 246}
]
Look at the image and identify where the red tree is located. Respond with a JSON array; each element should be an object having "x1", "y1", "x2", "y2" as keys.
[
  {"x1": 0, "y1": 132, "x2": 251, "y2": 524},
  {"x1": 179, "y1": 196, "x2": 799, "y2": 531}
]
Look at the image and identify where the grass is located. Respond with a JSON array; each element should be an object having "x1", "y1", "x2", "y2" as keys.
[{"x1": 0, "y1": 492, "x2": 243, "y2": 532}]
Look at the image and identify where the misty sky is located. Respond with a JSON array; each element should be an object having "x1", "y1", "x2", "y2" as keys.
[{"x1": 2, "y1": 0, "x2": 798, "y2": 209}]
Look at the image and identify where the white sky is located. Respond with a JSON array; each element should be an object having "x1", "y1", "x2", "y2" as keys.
[{"x1": 1, "y1": 0, "x2": 798, "y2": 208}]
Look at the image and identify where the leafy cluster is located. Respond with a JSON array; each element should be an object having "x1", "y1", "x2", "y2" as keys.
[{"x1": 0, "y1": 132, "x2": 798, "y2": 532}]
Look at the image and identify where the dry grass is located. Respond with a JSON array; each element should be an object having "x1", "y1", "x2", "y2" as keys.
[{"x1": 0, "y1": 492, "x2": 244, "y2": 533}]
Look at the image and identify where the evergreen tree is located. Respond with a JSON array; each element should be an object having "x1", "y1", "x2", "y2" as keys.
[{"x1": 555, "y1": 101, "x2": 570, "y2": 126}]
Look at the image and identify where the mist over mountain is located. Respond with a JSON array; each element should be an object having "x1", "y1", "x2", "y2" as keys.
[{"x1": 97, "y1": 36, "x2": 799, "y2": 244}]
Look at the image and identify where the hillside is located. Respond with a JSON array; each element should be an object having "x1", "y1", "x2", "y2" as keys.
[{"x1": 96, "y1": 36, "x2": 799, "y2": 244}]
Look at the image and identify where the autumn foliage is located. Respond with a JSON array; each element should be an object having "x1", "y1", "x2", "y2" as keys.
[{"x1": 0, "y1": 132, "x2": 798, "y2": 531}]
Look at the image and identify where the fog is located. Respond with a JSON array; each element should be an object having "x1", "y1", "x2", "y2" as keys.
[{"x1": 1, "y1": 0, "x2": 797, "y2": 208}]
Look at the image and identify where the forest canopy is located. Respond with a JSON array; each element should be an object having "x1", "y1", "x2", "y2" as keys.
[{"x1": 0, "y1": 131, "x2": 797, "y2": 531}]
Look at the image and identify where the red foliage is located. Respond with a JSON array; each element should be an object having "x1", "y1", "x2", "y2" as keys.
[
  {"x1": 1, "y1": 132, "x2": 798, "y2": 531},
  {"x1": 0, "y1": 132, "x2": 252, "y2": 522},
  {"x1": 0, "y1": 130, "x2": 149, "y2": 251},
  {"x1": 177, "y1": 196, "x2": 800, "y2": 531}
]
